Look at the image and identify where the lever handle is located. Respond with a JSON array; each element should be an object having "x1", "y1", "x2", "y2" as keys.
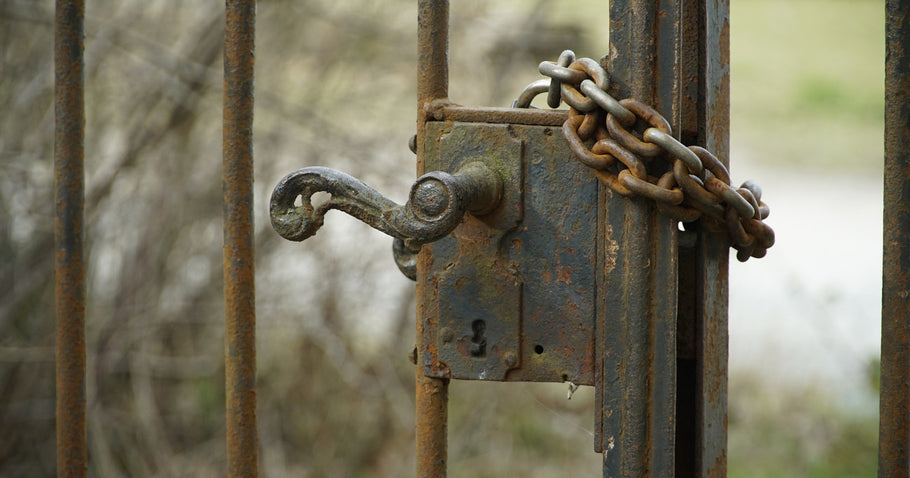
[{"x1": 269, "y1": 162, "x2": 502, "y2": 276}]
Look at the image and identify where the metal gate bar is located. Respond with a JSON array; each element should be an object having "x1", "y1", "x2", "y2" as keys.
[
  {"x1": 601, "y1": 1, "x2": 730, "y2": 475},
  {"x1": 223, "y1": 1, "x2": 259, "y2": 475},
  {"x1": 675, "y1": 1, "x2": 730, "y2": 476},
  {"x1": 54, "y1": 1, "x2": 87, "y2": 477},
  {"x1": 880, "y1": 0, "x2": 910, "y2": 475},
  {"x1": 415, "y1": 1, "x2": 450, "y2": 476},
  {"x1": 599, "y1": 1, "x2": 680, "y2": 474}
]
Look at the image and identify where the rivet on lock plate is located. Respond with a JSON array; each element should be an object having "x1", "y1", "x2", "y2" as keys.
[{"x1": 418, "y1": 121, "x2": 598, "y2": 385}]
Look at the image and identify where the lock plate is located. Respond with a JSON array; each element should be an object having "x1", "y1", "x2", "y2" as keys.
[{"x1": 419, "y1": 121, "x2": 598, "y2": 384}]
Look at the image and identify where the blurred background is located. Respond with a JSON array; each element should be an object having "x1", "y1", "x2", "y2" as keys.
[{"x1": 0, "y1": 0, "x2": 883, "y2": 476}]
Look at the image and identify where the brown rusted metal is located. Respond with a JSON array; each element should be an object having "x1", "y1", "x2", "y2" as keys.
[
  {"x1": 416, "y1": 1, "x2": 450, "y2": 476},
  {"x1": 223, "y1": 0, "x2": 258, "y2": 476},
  {"x1": 534, "y1": 50, "x2": 772, "y2": 262},
  {"x1": 598, "y1": 0, "x2": 679, "y2": 474},
  {"x1": 880, "y1": 1, "x2": 910, "y2": 475},
  {"x1": 415, "y1": 370, "x2": 449, "y2": 478},
  {"x1": 432, "y1": 105, "x2": 567, "y2": 127},
  {"x1": 55, "y1": 1, "x2": 87, "y2": 476},
  {"x1": 674, "y1": 0, "x2": 731, "y2": 476}
]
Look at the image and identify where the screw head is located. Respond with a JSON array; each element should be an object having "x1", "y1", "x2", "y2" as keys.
[
  {"x1": 503, "y1": 351, "x2": 518, "y2": 368},
  {"x1": 440, "y1": 327, "x2": 454, "y2": 344}
]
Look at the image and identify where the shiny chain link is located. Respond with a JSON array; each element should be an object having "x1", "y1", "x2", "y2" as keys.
[{"x1": 515, "y1": 50, "x2": 775, "y2": 261}]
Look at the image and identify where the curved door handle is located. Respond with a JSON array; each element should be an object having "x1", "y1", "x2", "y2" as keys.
[{"x1": 269, "y1": 161, "x2": 503, "y2": 279}]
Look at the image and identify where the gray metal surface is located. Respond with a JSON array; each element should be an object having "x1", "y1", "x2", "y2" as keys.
[{"x1": 420, "y1": 121, "x2": 599, "y2": 385}]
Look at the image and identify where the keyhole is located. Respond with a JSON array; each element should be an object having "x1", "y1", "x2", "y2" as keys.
[{"x1": 470, "y1": 319, "x2": 486, "y2": 357}]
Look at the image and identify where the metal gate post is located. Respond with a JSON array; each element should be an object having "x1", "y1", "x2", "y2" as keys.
[
  {"x1": 223, "y1": 0, "x2": 259, "y2": 475},
  {"x1": 880, "y1": 1, "x2": 910, "y2": 475},
  {"x1": 55, "y1": 1, "x2": 87, "y2": 476},
  {"x1": 599, "y1": 1, "x2": 680, "y2": 475},
  {"x1": 602, "y1": 1, "x2": 730, "y2": 475},
  {"x1": 674, "y1": 1, "x2": 730, "y2": 477},
  {"x1": 416, "y1": 1, "x2": 450, "y2": 476}
]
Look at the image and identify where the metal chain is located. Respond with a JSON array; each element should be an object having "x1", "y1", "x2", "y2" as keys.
[{"x1": 515, "y1": 50, "x2": 775, "y2": 261}]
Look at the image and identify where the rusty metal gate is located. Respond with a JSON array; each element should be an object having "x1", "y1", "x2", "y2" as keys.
[{"x1": 49, "y1": 0, "x2": 904, "y2": 477}]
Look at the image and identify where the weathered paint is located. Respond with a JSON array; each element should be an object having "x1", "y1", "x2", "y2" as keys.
[
  {"x1": 880, "y1": 1, "x2": 910, "y2": 475},
  {"x1": 223, "y1": 1, "x2": 258, "y2": 476},
  {"x1": 55, "y1": 1, "x2": 87, "y2": 476}
]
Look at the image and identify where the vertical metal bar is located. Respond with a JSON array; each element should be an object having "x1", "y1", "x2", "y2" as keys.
[
  {"x1": 415, "y1": 2, "x2": 449, "y2": 477},
  {"x1": 55, "y1": 1, "x2": 86, "y2": 477},
  {"x1": 223, "y1": 0, "x2": 258, "y2": 476},
  {"x1": 880, "y1": 1, "x2": 910, "y2": 475},
  {"x1": 416, "y1": 0, "x2": 449, "y2": 174},
  {"x1": 693, "y1": 2, "x2": 730, "y2": 475},
  {"x1": 675, "y1": 1, "x2": 730, "y2": 477},
  {"x1": 599, "y1": 1, "x2": 679, "y2": 475}
]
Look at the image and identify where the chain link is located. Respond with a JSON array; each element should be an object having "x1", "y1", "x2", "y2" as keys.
[{"x1": 514, "y1": 50, "x2": 775, "y2": 261}]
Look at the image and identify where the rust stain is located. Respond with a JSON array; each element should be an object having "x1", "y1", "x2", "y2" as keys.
[
  {"x1": 706, "y1": 448, "x2": 727, "y2": 478},
  {"x1": 415, "y1": 372, "x2": 449, "y2": 478},
  {"x1": 556, "y1": 265, "x2": 573, "y2": 284}
]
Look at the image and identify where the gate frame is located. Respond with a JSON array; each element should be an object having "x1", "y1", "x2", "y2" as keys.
[{"x1": 60, "y1": 1, "x2": 910, "y2": 477}]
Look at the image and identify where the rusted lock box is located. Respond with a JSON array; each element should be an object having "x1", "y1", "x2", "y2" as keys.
[
  {"x1": 270, "y1": 102, "x2": 681, "y2": 458},
  {"x1": 417, "y1": 121, "x2": 599, "y2": 385}
]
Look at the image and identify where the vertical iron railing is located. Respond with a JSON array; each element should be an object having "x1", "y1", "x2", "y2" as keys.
[
  {"x1": 54, "y1": 1, "x2": 87, "y2": 477},
  {"x1": 223, "y1": 1, "x2": 259, "y2": 476},
  {"x1": 599, "y1": 1, "x2": 729, "y2": 475},
  {"x1": 415, "y1": 1, "x2": 450, "y2": 476},
  {"x1": 675, "y1": 1, "x2": 730, "y2": 477},
  {"x1": 599, "y1": 0, "x2": 680, "y2": 474},
  {"x1": 880, "y1": 0, "x2": 910, "y2": 475}
]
